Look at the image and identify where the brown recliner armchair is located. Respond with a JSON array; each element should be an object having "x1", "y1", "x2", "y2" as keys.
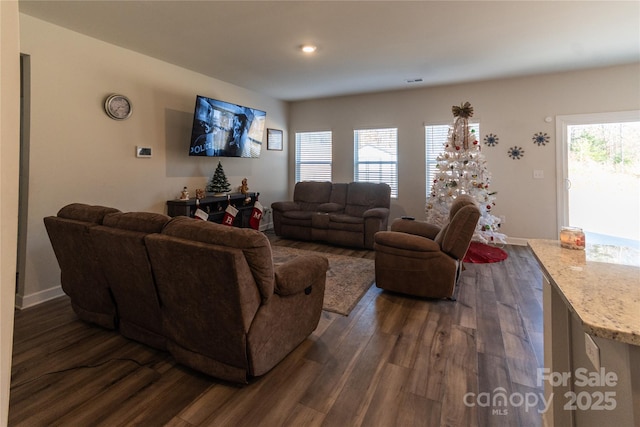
[
  {"x1": 374, "y1": 195, "x2": 481, "y2": 299},
  {"x1": 144, "y1": 217, "x2": 328, "y2": 383}
]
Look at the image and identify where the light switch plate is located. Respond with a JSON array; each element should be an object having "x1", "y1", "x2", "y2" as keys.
[
  {"x1": 533, "y1": 169, "x2": 544, "y2": 179},
  {"x1": 585, "y1": 333, "x2": 600, "y2": 370}
]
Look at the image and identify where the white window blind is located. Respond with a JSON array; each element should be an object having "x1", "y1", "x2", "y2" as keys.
[
  {"x1": 354, "y1": 128, "x2": 398, "y2": 197},
  {"x1": 425, "y1": 123, "x2": 479, "y2": 195},
  {"x1": 295, "y1": 131, "x2": 332, "y2": 182}
]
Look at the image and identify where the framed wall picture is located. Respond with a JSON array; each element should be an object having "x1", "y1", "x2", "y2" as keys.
[{"x1": 267, "y1": 128, "x2": 283, "y2": 151}]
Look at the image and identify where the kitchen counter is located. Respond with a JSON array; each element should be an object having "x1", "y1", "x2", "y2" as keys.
[
  {"x1": 528, "y1": 239, "x2": 640, "y2": 346},
  {"x1": 528, "y1": 239, "x2": 640, "y2": 427}
]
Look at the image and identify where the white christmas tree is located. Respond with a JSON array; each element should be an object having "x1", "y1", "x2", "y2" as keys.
[{"x1": 425, "y1": 102, "x2": 506, "y2": 244}]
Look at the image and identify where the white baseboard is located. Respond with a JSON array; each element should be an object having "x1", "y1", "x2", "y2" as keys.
[
  {"x1": 505, "y1": 236, "x2": 529, "y2": 246},
  {"x1": 16, "y1": 285, "x2": 65, "y2": 309},
  {"x1": 260, "y1": 220, "x2": 273, "y2": 232}
]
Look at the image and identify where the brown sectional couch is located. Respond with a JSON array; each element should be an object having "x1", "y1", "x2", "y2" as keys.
[
  {"x1": 90, "y1": 211, "x2": 172, "y2": 350},
  {"x1": 44, "y1": 203, "x2": 122, "y2": 329},
  {"x1": 271, "y1": 181, "x2": 391, "y2": 249},
  {"x1": 44, "y1": 203, "x2": 328, "y2": 383}
]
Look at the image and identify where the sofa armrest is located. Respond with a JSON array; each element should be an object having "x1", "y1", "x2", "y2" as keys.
[
  {"x1": 271, "y1": 201, "x2": 300, "y2": 213},
  {"x1": 374, "y1": 231, "x2": 441, "y2": 252},
  {"x1": 317, "y1": 202, "x2": 343, "y2": 213},
  {"x1": 274, "y1": 254, "x2": 329, "y2": 296},
  {"x1": 363, "y1": 207, "x2": 389, "y2": 220},
  {"x1": 390, "y1": 218, "x2": 440, "y2": 239}
]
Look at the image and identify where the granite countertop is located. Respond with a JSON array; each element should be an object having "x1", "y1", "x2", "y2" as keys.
[{"x1": 528, "y1": 239, "x2": 640, "y2": 346}]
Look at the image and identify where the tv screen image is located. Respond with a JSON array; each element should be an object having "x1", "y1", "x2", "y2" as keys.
[{"x1": 189, "y1": 95, "x2": 266, "y2": 158}]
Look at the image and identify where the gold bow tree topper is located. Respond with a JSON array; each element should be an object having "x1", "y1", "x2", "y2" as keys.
[
  {"x1": 452, "y1": 101, "x2": 474, "y2": 119},
  {"x1": 451, "y1": 101, "x2": 474, "y2": 149}
]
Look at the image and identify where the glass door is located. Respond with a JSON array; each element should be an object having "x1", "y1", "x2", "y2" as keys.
[{"x1": 557, "y1": 111, "x2": 640, "y2": 248}]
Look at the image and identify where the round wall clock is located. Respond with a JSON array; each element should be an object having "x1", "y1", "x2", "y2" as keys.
[{"x1": 104, "y1": 94, "x2": 132, "y2": 120}]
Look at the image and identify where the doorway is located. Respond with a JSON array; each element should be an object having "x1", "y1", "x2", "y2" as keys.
[
  {"x1": 556, "y1": 111, "x2": 640, "y2": 248},
  {"x1": 16, "y1": 54, "x2": 30, "y2": 302}
]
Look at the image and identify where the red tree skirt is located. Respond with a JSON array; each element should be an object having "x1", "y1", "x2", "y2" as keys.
[{"x1": 463, "y1": 241, "x2": 508, "y2": 263}]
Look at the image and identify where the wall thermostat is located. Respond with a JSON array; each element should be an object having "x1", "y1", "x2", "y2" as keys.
[{"x1": 136, "y1": 146, "x2": 152, "y2": 158}]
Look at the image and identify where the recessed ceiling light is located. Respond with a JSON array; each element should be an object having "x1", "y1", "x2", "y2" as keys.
[{"x1": 301, "y1": 45, "x2": 317, "y2": 54}]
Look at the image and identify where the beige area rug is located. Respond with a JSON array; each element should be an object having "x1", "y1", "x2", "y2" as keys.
[{"x1": 271, "y1": 246, "x2": 375, "y2": 316}]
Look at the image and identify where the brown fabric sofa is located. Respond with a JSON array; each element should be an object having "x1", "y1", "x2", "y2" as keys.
[
  {"x1": 44, "y1": 203, "x2": 121, "y2": 329},
  {"x1": 145, "y1": 217, "x2": 327, "y2": 383},
  {"x1": 271, "y1": 181, "x2": 391, "y2": 249},
  {"x1": 45, "y1": 204, "x2": 328, "y2": 383},
  {"x1": 89, "y1": 211, "x2": 172, "y2": 350},
  {"x1": 373, "y1": 195, "x2": 481, "y2": 299}
]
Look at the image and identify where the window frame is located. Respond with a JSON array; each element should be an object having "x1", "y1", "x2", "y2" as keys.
[
  {"x1": 294, "y1": 130, "x2": 332, "y2": 183},
  {"x1": 353, "y1": 127, "x2": 398, "y2": 198}
]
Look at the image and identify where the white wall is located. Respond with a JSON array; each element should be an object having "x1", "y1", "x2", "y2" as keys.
[
  {"x1": 18, "y1": 14, "x2": 289, "y2": 306},
  {"x1": 1, "y1": 2, "x2": 21, "y2": 423},
  {"x1": 288, "y1": 63, "x2": 640, "y2": 241}
]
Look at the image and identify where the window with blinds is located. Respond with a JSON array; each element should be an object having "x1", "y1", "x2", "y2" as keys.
[
  {"x1": 354, "y1": 128, "x2": 398, "y2": 198},
  {"x1": 425, "y1": 123, "x2": 479, "y2": 195},
  {"x1": 295, "y1": 131, "x2": 332, "y2": 182}
]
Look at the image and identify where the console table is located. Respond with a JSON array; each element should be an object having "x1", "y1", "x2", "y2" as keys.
[{"x1": 166, "y1": 192, "x2": 256, "y2": 228}]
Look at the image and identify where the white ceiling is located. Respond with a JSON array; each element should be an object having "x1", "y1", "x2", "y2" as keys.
[{"x1": 19, "y1": 0, "x2": 640, "y2": 101}]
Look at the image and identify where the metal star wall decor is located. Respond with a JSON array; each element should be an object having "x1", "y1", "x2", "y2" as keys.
[
  {"x1": 532, "y1": 132, "x2": 550, "y2": 146},
  {"x1": 484, "y1": 133, "x2": 499, "y2": 147},
  {"x1": 508, "y1": 146, "x2": 525, "y2": 159}
]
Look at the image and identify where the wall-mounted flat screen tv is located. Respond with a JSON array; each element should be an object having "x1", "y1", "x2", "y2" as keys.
[{"x1": 189, "y1": 95, "x2": 266, "y2": 158}]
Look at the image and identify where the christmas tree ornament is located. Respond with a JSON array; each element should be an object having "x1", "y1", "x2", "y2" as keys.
[{"x1": 425, "y1": 102, "x2": 506, "y2": 244}]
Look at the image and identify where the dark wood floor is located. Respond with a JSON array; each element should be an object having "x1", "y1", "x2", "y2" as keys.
[{"x1": 9, "y1": 232, "x2": 543, "y2": 426}]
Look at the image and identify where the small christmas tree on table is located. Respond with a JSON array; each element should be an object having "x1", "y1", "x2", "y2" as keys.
[
  {"x1": 425, "y1": 102, "x2": 506, "y2": 244},
  {"x1": 206, "y1": 161, "x2": 231, "y2": 195}
]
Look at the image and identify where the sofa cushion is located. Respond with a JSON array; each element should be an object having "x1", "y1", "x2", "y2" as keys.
[
  {"x1": 433, "y1": 194, "x2": 478, "y2": 248},
  {"x1": 435, "y1": 204, "x2": 480, "y2": 258},
  {"x1": 103, "y1": 211, "x2": 171, "y2": 233},
  {"x1": 329, "y1": 183, "x2": 348, "y2": 206},
  {"x1": 102, "y1": 212, "x2": 171, "y2": 233},
  {"x1": 328, "y1": 213, "x2": 364, "y2": 225},
  {"x1": 57, "y1": 203, "x2": 120, "y2": 224},
  {"x1": 293, "y1": 181, "x2": 333, "y2": 211},
  {"x1": 161, "y1": 217, "x2": 275, "y2": 302},
  {"x1": 326, "y1": 214, "x2": 364, "y2": 233},
  {"x1": 282, "y1": 210, "x2": 315, "y2": 221},
  {"x1": 344, "y1": 182, "x2": 391, "y2": 217}
]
